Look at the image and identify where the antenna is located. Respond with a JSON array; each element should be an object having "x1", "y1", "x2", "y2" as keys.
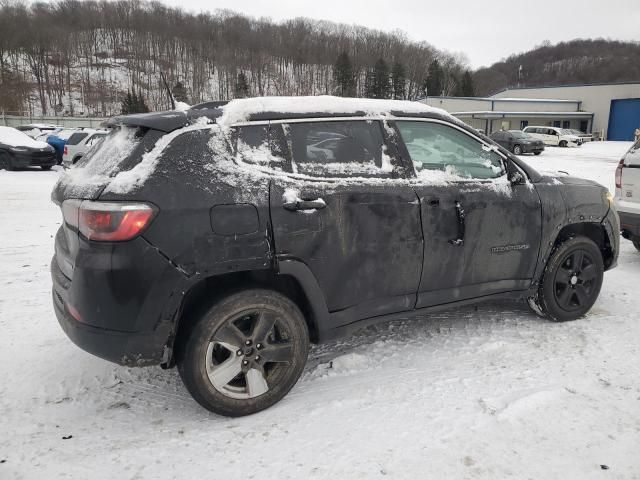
[{"x1": 160, "y1": 71, "x2": 175, "y2": 110}]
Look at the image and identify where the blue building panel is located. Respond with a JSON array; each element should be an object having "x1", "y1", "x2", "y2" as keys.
[{"x1": 608, "y1": 98, "x2": 640, "y2": 141}]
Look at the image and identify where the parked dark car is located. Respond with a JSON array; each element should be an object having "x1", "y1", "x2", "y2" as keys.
[
  {"x1": 490, "y1": 130, "x2": 544, "y2": 155},
  {"x1": 51, "y1": 97, "x2": 618, "y2": 416},
  {"x1": 0, "y1": 126, "x2": 57, "y2": 170}
]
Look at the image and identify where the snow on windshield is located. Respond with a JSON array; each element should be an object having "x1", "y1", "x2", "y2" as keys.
[{"x1": 55, "y1": 127, "x2": 140, "y2": 195}]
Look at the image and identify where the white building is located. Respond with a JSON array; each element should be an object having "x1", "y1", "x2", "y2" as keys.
[{"x1": 421, "y1": 82, "x2": 640, "y2": 140}]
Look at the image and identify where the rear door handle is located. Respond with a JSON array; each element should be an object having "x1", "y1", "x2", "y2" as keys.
[
  {"x1": 283, "y1": 199, "x2": 326, "y2": 211},
  {"x1": 449, "y1": 200, "x2": 466, "y2": 246}
]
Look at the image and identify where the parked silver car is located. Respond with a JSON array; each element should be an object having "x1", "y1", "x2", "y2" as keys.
[{"x1": 62, "y1": 129, "x2": 108, "y2": 168}]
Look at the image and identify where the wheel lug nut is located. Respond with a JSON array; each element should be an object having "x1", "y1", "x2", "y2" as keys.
[
  {"x1": 242, "y1": 360, "x2": 248, "y2": 365},
  {"x1": 255, "y1": 355, "x2": 260, "y2": 361},
  {"x1": 245, "y1": 340, "x2": 252, "y2": 346},
  {"x1": 236, "y1": 350, "x2": 242, "y2": 356},
  {"x1": 256, "y1": 343, "x2": 262, "y2": 349}
]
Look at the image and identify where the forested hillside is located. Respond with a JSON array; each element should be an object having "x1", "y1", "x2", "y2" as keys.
[
  {"x1": 474, "y1": 39, "x2": 640, "y2": 96},
  {"x1": 0, "y1": 0, "x2": 469, "y2": 117}
]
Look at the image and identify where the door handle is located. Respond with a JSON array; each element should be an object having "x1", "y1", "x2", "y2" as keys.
[
  {"x1": 449, "y1": 201, "x2": 465, "y2": 246},
  {"x1": 283, "y1": 199, "x2": 326, "y2": 211}
]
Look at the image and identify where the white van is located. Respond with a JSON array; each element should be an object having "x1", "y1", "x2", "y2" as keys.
[
  {"x1": 522, "y1": 126, "x2": 583, "y2": 147},
  {"x1": 615, "y1": 139, "x2": 640, "y2": 250}
]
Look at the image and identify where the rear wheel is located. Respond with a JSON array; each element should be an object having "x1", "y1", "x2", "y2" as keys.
[
  {"x1": 513, "y1": 144, "x2": 523, "y2": 155},
  {"x1": 559, "y1": 140, "x2": 568, "y2": 148},
  {"x1": 529, "y1": 236, "x2": 604, "y2": 321},
  {"x1": 632, "y1": 240, "x2": 640, "y2": 252},
  {"x1": 534, "y1": 151, "x2": 542, "y2": 156},
  {"x1": 176, "y1": 289, "x2": 309, "y2": 416}
]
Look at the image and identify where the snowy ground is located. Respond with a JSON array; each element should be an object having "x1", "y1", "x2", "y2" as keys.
[{"x1": 1, "y1": 141, "x2": 639, "y2": 479}]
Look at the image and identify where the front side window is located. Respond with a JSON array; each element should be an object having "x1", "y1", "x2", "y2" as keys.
[
  {"x1": 396, "y1": 121, "x2": 505, "y2": 180},
  {"x1": 284, "y1": 120, "x2": 392, "y2": 178}
]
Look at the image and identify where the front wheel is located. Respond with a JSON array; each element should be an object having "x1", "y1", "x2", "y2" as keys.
[
  {"x1": 176, "y1": 289, "x2": 309, "y2": 416},
  {"x1": 0, "y1": 153, "x2": 13, "y2": 171},
  {"x1": 632, "y1": 239, "x2": 640, "y2": 252},
  {"x1": 41, "y1": 165, "x2": 53, "y2": 171},
  {"x1": 529, "y1": 236, "x2": 604, "y2": 321},
  {"x1": 534, "y1": 151, "x2": 542, "y2": 156},
  {"x1": 513, "y1": 144, "x2": 523, "y2": 155},
  {"x1": 559, "y1": 140, "x2": 568, "y2": 148}
]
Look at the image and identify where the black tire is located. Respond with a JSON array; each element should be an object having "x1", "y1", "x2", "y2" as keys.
[
  {"x1": 41, "y1": 165, "x2": 52, "y2": 171},
  {"x1": 0, "y1": 153, "x2": 13, "y2": 171},
  {"x1": 176, "y1": 289, "x2": 309, "y2": 416},
  {"x1": 72, "y1": 156, "x2": 82, "y2": 165},
  {"x1": 529, "y1": 236, "x2": 604, "y2": 321},
  {"x1": 534, "y1": 151, "x2": 542, "y2": 156},
  {"x1": 512, "y1": 144, "x2": 523, "y2": 155},
  {"x1": 559, "y1": 140, "x2": 568, "y2": 148},
  {"x1": 632, "y1": 240, "x2": 640, "y2": 252}
]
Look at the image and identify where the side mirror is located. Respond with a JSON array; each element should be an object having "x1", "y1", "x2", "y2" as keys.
[{"x1": 508, "y1": 169, "x2": 526, "y2": 185}]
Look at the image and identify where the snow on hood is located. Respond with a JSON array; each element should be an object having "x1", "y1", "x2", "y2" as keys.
[
  {"x1": 0, "y1": 126, "x2": 51, "y2": 149},
  {"x1": 218, "y1": 95, "x2": 454, "y2": 127}
]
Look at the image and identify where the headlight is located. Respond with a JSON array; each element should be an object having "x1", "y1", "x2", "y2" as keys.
[{"x1": 604, "y1": 190, "x2": 613, "y2": 206}]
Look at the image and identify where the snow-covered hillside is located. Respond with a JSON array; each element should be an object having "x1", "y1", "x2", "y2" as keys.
[{"x1": 0, "y1": 142, "x2": 638, "y2": 479}]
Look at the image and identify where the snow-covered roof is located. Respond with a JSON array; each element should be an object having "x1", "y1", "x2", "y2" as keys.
[
  {"x1": 0, "y1": 126, "x2": 51, "y2": 148},
  {"x1": 218, "y1": 96, "x2": 454, "y2": 126}
]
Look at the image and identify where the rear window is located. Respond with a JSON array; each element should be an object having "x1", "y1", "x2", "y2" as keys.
[{"x1": 66, "y1": 132, "x2": 88, "y2": 145}]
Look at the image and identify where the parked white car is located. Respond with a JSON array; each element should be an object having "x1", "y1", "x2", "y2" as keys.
[
  {"x1": 62, "y1": 129, "x2": 108, "y2": 168},
  {"x1": 522, "y1": 126, "x2": 583, "y2": 147},
  {"x1": 15, "y1": 124, "x2": 61, "y2": 139},
  {"x1": 615, "y1": 139, "x2": 640, "y2": 250}
]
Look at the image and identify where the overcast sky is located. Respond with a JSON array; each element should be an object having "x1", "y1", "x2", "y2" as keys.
[{"x1": 165, "y1": 0, "x2": 640, "y2": 69}]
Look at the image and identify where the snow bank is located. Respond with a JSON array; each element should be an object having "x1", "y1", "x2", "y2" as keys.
[
  {"x1": 218, "y1": 95, "x2": 455, "y2": 126},
  {"x1": 0, "y1": 126, "x2": 50, "y2": 149}
]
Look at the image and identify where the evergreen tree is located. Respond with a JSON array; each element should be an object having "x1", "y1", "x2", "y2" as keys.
[
  {"x1": 333, "y1": 51, "x2": 355, "y2": 97},
  {"x1": 372, "y1": 58, "x2": 391, "y2": 99},
  {"x1": 424, "y1": 59, "x2": 443, "y2": 96},
  {"x1": 391, "y1": 61, "x2": 406, "y2": 99},
  {"x1": 120, "y1": 90, "x2": 134, "y2": 114},
  {"x1": 460, "y1": 70, "x2": 475, "y2": 96},
  {"x1": 172, "y1": 81, "x2": 189, "y2": 103},
  {"x1": 234, "y1": 72, "x2": 250, "y2": 98}
]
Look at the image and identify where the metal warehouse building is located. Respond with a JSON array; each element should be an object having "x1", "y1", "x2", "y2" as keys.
[{"x1": 421, "y1": 82, "x2": 640, "y2": 140}]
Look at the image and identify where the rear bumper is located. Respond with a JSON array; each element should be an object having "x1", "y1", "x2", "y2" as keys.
[
  {"x1": 52, "y1": 287, "x2": 166, "y2": 366},
  {"x1": 50, "y1": 233, "x2": 186, "y2": 367},
  {"x1": 618, "y1": 211, "x2": 640, "y2": 239}
]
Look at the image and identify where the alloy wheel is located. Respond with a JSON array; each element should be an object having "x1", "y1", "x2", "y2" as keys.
[
  {"x1": 205, "y1": 309, "x2": 295, "y2": 399},
  {"x1": 553, "y1": 249, "x2": 598, "y2": 312}
]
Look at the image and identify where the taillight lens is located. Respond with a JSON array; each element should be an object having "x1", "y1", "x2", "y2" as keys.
[
  {"x1": 63, "y1": 145, "x2": 68, "y2": 155},
  {"x1": 615, "y1": 159, "x2": 624, "y2": 189},
  {"x1": 61, "y1": 200, "x2": 156, "y2": 241}
]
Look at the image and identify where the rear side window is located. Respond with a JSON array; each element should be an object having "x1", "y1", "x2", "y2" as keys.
[
  {"x1": 66, "y1": 132, "x2": 88, "y2": 145},
  {"x1": 235, "y1": 125, "x2": 290, "y2": 172},
  {"x1": 284, "y1": 120, "x2": 391, "y2": 178},
  {"x1": 397, "y1": 121, "x2": 505, "y2": 180}
]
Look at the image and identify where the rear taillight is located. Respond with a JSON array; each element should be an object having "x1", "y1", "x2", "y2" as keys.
[
  {"x1": 615, "y1": 159, "x2": 624, "y2": 189},
  {"x1": 61, "y1": 200, "x2": 156, "y2": 241},
  {"x1": 63, "y1": 145, "x2": 68, "y2": 155}
]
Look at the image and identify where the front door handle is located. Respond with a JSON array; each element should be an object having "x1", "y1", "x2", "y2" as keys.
[
  {"x1": 283, "y1": 199, "x2": 326, "y2": 211},
  {"x1": 449, "y1": 201, "x2": 465, "y2": 246}
]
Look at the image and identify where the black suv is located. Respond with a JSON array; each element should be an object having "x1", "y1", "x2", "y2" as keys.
[
  {"x1": 51, "y1": 97, "x2": 619, "y2": 416},
  {"x1": 490, "y1": 130, "x2": 545, "y2": 155}
]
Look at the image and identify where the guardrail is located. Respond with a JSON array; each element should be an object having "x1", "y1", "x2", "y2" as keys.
[{"x1": 1, "y1": 114, "x2": 108, "y2": 129}]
